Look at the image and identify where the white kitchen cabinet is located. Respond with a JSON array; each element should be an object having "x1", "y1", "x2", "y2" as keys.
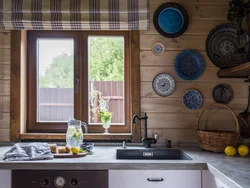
[
  {"x1": 202, "y1": 170, "x2": 229, "y2": 188},
  {"x1": 109, "y1": 170, "x2": 201, "y2": 188},
  {"x1": 0, "y1": 170, "x2": 11, "y2": 188}
]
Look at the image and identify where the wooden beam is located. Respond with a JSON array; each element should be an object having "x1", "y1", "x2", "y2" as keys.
[
  {"x1": 131, "y1": 31, "x2": 141, "y2": 142},
  {"x1": 10, "y1": 31, "x2": 21, "y2": 141}
]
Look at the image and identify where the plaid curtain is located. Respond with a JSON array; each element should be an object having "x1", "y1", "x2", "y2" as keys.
[{"x1": 0, "y1": 0, "x2": 149, "y2": 30}]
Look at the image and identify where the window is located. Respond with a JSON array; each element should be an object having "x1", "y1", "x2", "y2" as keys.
[{"x1": 27, "y1": 31, "x2": 131, "y2": 133}]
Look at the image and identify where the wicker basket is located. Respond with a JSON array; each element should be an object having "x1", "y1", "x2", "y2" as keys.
[{"x1": 196, "y1": 103, "x2": 240, "y2": 153}]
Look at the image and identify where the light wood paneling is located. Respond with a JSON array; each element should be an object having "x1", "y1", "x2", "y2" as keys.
[
  {"x1": 141, "y1": 82, "x2": 248, "y2": 98},
  {"x1": 0, "y1": 48, "x2": 10, "y2": 64},
  {"x1": 141, "y1": 98, "x2": 247, "y2": 114},
  {"x1": 0, "y1": 113, "x2": 10, "y2": 129},
  {"x1": 0, "y1": 32, "x2": 10, "y2": 49},
  {"x1": 146, "y1": 113, "x2": 236, "y2": 131},
  {"x1": 0, "y1": 129, "x2": 10, "y2": 141},
  {"x1": 0, "y1": 96, "x2": 10, "y2": 112},
  {"x1": 140, "y1": 35, "x2": 207, "y2": 50},
  {"x1": 140, "y1": 51, "x2": 214, "y2": 67},
  {"x1": 141, "y1": 66, "x2": 245, "y2": 82},
  {"x1": 0, "y1": 65, "x2": 10, "y2": 79},
  {"x1": 0, "y1": 80, "x2": 10, "y2": 96},
  {"x1": 141, "y1": 20, "x2": 226, "y2": 35},
  {"x1": 150, "y1": 4, "x2": 228, "y2": 21}
]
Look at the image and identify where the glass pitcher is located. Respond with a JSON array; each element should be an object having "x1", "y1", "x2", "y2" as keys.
[{"x1": 66, "y1": 118, "x2": 88, "y2": 148}]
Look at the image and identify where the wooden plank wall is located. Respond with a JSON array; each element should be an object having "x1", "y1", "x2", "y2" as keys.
[
  {"x1": 0, "y1": 31, "x2": 10, "y2": 141},
  {"x1": 140, "y1": 0, "x2": 248, "y2": 143}
]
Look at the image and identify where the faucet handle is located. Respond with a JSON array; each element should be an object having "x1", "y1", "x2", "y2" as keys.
[{"x1": 154, "y1": 133, "x2": 158, "y2": 140}]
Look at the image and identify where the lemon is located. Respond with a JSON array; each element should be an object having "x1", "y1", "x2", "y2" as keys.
[
  {"x1": 71, "y1": 147, "x2": 79, "y2": 155},
  {"x1": 67, "y1": 127, "x2": 76, "y2": 137},
  {"x1": 238, "y1": 145, "x2": 249, "y2": 157},
  {"x1": 224, "y1": 146, "x2": 236, "y2": 156}
]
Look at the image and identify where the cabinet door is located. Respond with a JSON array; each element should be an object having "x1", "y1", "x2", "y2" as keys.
[
  {"x1": 202, "y1": 170, "x2": 229, "y2": 188},
  {"x1": 109, "y1": 170, "x2": 201, "y2": 188},
  {"x1": 0, "y1": 170, "x2": 11, "y2": 188}
]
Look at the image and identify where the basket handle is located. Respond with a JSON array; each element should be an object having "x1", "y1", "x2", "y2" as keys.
[{"x1": 196, "y1": 103, "x2": 240, "y2": 135}]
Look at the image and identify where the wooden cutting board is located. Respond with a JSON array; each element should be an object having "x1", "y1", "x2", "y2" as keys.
[{"x1": 53, "y1": 152, "x2": 88, "y2": 158}]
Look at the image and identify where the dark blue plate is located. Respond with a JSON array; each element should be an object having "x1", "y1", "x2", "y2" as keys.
[
  {"x1": 153, "y1": 3, "x2": 189, "y2": 38},
  {"x1": 183, "y1": 90, "x2": 203, "y2": 110},
  {"x1": 158, "y1": 8, "x2": 184, "y2": 34},
  {"x1": 174, "y1": 50, "x2": 204, "y2": 80}
]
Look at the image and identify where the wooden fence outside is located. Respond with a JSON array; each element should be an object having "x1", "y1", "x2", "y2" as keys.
[{"x1": 38, "y1": 81, "x2": 124, "y2": 123}]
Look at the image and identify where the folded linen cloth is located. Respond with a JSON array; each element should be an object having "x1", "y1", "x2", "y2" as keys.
[{"x1": 3, "y1": 143, "x2": 54, "y2": 161}]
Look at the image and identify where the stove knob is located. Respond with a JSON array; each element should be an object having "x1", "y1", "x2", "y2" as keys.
[
  {"x1": 40, "y1": 177, "x2": 50, "y2": 187},
  {"x1": 70, "y1": 178, "x2": 78, "y2": 187}
]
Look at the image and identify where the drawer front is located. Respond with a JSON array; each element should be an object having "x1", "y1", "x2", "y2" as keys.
[
  {"x1": 109, "y1": 170, "x2": 201, "y2": 188},
  {"x1": 0, "y1": 170, "x2": 11, "y2": 188}
]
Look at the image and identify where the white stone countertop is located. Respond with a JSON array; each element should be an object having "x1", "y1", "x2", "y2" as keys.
[{"x1": 0, "y1": 145, "x2": 249, "y2": 188}]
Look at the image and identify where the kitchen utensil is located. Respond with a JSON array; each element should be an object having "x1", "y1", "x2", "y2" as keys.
[
  {"x1": 237, "y1": 79, "x2": 250, "y2": 138},
  {"x1": 152, "y1": 73, "x2": 176, "y2": 97},
  {"x1": 182, "y1": 90, "x2": 203, "y2": 110},
  {"x1": 206, "y1": 23, "x2": 250, "y2": 68},
  {"x1": 174, "y1": 50, "x2": 204, "y2": 80},
  {"x1": 196, "y1": 103, "x2": 240, "y2": 153},
  {"x1": 212, "y1": 84, "x2": 233, "y2": 104},
  {"x1": 153, "y1": 2, "x2": 189, "y2": 38}
]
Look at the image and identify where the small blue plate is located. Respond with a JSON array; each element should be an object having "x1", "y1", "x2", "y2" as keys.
[
  {"x1": 175, "y1": 50, "x2": 204, "y2": 80},
  {"x1": 158, "y1": 8, "x2": 184, "y2": 34},
  {"x1": 183, "y1": 90, "x2": 203, "y2": 110}
]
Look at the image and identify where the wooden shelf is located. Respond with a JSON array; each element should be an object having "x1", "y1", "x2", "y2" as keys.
[{"x1": 217, "y1": 62, "x2": 250, "y2": 78}]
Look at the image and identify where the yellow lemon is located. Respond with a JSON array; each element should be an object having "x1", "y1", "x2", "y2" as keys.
[
  {"x1": 238, "y1": 145, "x2": 249, "y2": 157},
  {"x1": 224, "y1": 146, "x2": 236, "y2": 156},
  {"x1": 71, "y1": 147, "x2": 79, "y2": 155}
]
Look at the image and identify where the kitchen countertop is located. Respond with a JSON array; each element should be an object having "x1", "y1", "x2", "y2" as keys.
[{"x1": 0, "y1": 145, "x2": 249, "y2": 188}]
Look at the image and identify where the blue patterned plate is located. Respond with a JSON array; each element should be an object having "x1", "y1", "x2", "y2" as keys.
[
  {"x1": 175, "y1": 50, "x2": 204, "y2": 80},
  {"x1": 183, "y1": 90, "x2": 203, "y2": 110},
  {"x1": 152, "y1": 42, "x2": 165, "y2": 55}
]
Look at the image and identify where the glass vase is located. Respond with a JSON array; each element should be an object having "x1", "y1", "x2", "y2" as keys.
[{"x1": 102, "y1": 120, "x2": 111, "y2": 134}]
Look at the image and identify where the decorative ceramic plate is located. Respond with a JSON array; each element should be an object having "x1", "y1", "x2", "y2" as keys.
[
  {"x1": 152, "y1": 42, "x2": 165, "y2": 55},
  {"x1": 183, "y1": 90, "x2": 203, "y2": 110},
  {"x1": 174, "y1": 50, "x2": 204, "y2": 80},
  {"x1": 153, "y1": 2, "x2": 189, "y2": 38},
  {"x1": 206, "y1": 23, "x2": 250, "y2": 68},
  {"x1": 152, "y1": 73, "x2": 175, "y2": 97},
  {"x1": 213, "y1": 84, "x2": 233, "y2": 104}
]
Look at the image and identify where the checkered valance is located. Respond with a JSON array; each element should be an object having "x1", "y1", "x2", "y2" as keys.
[{"x1": 0, "y1": 0, "x2": 149, "y2": 30}]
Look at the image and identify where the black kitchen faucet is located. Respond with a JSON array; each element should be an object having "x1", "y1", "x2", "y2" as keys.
[{"x1": 132, "y1": 112, "x2": 157, "y2": 148}]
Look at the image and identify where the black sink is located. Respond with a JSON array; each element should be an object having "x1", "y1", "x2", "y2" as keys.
[{"x1": 116, "y1": 149, "x2": 192, "y2": 160}]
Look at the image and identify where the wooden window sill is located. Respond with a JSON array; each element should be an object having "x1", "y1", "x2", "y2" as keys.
[{"x1": 20, "y1": 133, "x2": 132, "y2": 141}]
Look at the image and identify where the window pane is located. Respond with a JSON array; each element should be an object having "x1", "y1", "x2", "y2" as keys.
[
  {"x1": 37, "y1": 39, "x2": 74, "y2": 122},
  {"x1": 88, "y1": 36, "x2": 125, "y2": 125}
]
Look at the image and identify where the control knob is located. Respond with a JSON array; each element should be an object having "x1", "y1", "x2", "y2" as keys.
[
  {"x1": 40, "y1": 177, "x2": 50, "y2": 187},
  {"x1": 70, "y1": 178, "x2": 79, "y2": 187}
]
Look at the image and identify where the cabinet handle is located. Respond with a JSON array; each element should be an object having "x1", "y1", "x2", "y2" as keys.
[{"x1": 147, "y1": 178, "x2": 164, "y2": 182}]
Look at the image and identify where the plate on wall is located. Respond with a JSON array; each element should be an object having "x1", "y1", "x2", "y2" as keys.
[
  {"x1": 206, "y1": 23, "x2": 250, "y2": 68},
  {"x1": 152, "y1": 42, "x2": 165, "y2": 55},
  {"x1": 153, "y1": 2, "x2": 189, "y2": 38},
  {"x1": 152, "y1": 73, "x2": 175, "y2": 97},
  {"x1": 213, "y1": 84, "x2": 233, "y2": 104},
  {"x1": 174, "y1": 50, "x2": 204, "y2": 80},
  {"x1": 183, "y1": 90, "x2": 203, "y2": 110}
]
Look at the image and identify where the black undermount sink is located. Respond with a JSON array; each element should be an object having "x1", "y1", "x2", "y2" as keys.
[{"x1": 116, "y1": 149, "x2": 192, "y2": 160}]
